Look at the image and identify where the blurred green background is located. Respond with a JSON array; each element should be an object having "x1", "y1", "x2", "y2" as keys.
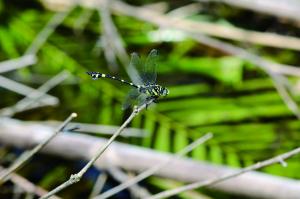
[{"x1": 1, "y1": 0, "x2": 300, "y2": 198}]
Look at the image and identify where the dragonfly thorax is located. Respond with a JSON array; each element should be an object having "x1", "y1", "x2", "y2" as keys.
[{"x1": 138, "y1": 84, "x2": 169, "y2": 98}]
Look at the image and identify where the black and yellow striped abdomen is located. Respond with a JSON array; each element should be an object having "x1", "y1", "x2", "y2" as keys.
[{"x1": 86, "y1": 72, "x2": 139, "y2": 88}]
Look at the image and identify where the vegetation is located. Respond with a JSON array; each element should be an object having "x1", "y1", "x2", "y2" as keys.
[{"x1": 1, "y1": 0, "x2": 300, "y2": 198}]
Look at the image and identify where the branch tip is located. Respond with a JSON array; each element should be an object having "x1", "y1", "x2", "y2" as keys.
[{"x1": 71, "y1": 112, "x2": 78, "y2": 118}]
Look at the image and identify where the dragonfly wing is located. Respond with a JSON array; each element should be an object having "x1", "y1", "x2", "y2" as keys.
[
  {"x1": 122, "y1": 89, "x2": 140, "y2": 110},
  {"x1": 129, "y1": 52, "x2": 143, "y2": 85},
  {"x1": 137, "y1": 94, "x2": 149, "y2": 107},
  {"x1": 142, "y1": 49, "x2": 158, "y2": 85}
]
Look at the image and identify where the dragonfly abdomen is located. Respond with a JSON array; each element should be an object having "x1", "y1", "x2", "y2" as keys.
[{"x1": 86, "y1": 72, "x2": 139, "y2": 88}]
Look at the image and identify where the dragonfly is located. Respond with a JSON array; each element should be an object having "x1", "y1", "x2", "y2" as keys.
[{"x1": 86, "y1": 49, "x2": 169, "y2": 109}]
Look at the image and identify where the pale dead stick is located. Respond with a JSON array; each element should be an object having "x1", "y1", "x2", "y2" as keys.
[
  {"x1": 0, "y1": 70, "x2": 70, "y2": 117},
  {"x1": 147, "y1": 147, "x2": 300, "y2": 199},
  {"x1": 0, "y1": 54, "x2": 37, "y2": 73},
  {"x1": 40, "y1": 102, "x2": 151, "y2": 199},
  {"x1": 95, "y1": 133, "x2": 213, "y2": 199},
  {"x1": 0, "y1": 113, "x2": 77, "y2": 183},
  {"x1": 0, "y1": 166, "x2": 61, "y2": 199},
  {"x1": 0, "y1": 75, "x2": 58, "y2": 106}
]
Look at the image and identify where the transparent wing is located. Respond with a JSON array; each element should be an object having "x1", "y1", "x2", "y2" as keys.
[
  {"x1": 142, "y1": 49, "x2": 158, "y2": 85},
  {"x1": 137, "y1": 94, "x2": 149, "y2": 107},
  {"x1": 122, "y1": 89, "x2": 140, "y2": 110},
  {"x1": 129, "y1": 52, "x2": 143, "y2": 85}
]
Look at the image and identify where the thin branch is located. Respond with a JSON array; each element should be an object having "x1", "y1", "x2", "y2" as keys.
[
  {"x1": 98, "y1": 3, "x2": 119, "y2": 71},
  {"x1": 12, "y1": 185, "x2": 22, "y2": 199},
  {"x1": 0, "y1": 54, "x2": 37, "y2": 73},
  {"x1": 0, "y1": 75, "x2": 58, "y2": 106},
  {"x1": 0, "y1": 70, "x2": 69, "y2": 117},
  {"x1": 73, "y1": 8, "x2": 94, "y2": 35},
  {"x1": 272, "y1": 75, "x2": 300, "y2": 119},
  {"x1": 0, "y1": 166, "x2": 62, "y2": 199},
  {"x1": 109, "y1": 0, "x2": 300, "y2": 51},
  {"x1": 39, "y1": 103, "x2": 150, "y2": 199},
  {"x1": 147, "y1": 146, "x2": 300, "y2": 199},
  {"x1": 25, "y1": 7, "x2": 74, "y2": 55},
  {"x1": 107, "y1": 165, "x2": 152, "y2": 198},
  {"x1": 99, "y1": 0, "x2": 129, "y2": 65},
  {"x1": 166, "y1": 3, "x2": 202, "y2": 18},
  {"x1": 204, "y1": 0, "x2": 300, "y2": 23},
  {"x1": 37, "y1": 121, "x2": 148, "y2": 137},
  {"x1": 185, "y1": 32, "x2": 300, "y2": 119},
  {"x1": 0, "y1": 113, "x2": 77, "y2": 183},
  {"x1": 107, "y1": 0, "x2": 300, "y2": 77},
  {"x1": 96, "y1": 133, "x2": 213, "y2": 199},
  {"x1": 89, "y1": 173, "x2": 108, "y2": 199},
  {"x1": 98, "y1": 0, "x2": 141, "y2": 84},
  {"x1": 24, "y1": 192, "x2": 35, "y2": 199},
  {"x1": 1, "y1": 118, "x2": 300, "y2": 198}
]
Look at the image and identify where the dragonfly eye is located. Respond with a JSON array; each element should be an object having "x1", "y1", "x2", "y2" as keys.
[{"x1": 162, "y1": 88, "x2": 169, "y2": 96}]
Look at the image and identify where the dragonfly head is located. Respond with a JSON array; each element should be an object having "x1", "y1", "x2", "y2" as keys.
[{"x1": 161, "y1": 87, "x2": 169, "y2": 97}]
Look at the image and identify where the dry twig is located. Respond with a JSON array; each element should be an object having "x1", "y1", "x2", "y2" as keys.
[
  {"x1": 1, "y1": 118, "x2": 300, "y2": 198},
  {"x1": 0, "y1": 75, "x2": 58, "y2": 106},
  {"x1": 40, "y1": 102, "x2": 150, "y2": 199},
  {"x1": 89, "y1": 173, "x2": 108, "y2": 199},
  {"x1": 97, "y1": 0, "x2": 141, "y2": 84},
  {"x1": 147, "y1": 146, "x2": 300, "y2": 199},
  {"x1": 205, "y1": 0, "x2": 300, "y2": 23},
  {"x1": 0, "y1": 166, "x2": 61, "y2": 199},
  {"x1": 73, "y1": 8, "x2": 94, "y2": 35},
  {"x1": 0, "y1": 113, "x2": 77, "y2": 183},
  {"x1": 96, "y1": 133, "x2": 213, "y2": 199},
  {"x1": 44, "y1": 0, "x2": 300, "y2": 50},
  {"x1": 0, "y1": 55, "x2": 37, "y2": 73},
  {"x1": 97, "y1": 0, "x2": 300, "y2": 78},
  {"x1": 107, "y1": 165, "x2": 152, "y2": 198},
  {"x1": 0, "y1": 70, "x2": 69, "y2": 117},
  {"x1": 109, "y1": 0, "x2": 300, "y2": 51},
  {"x1": 25, "y1": 7, "x2": 74, "y2": 55},
  {"x1": 186, "y1": 32, "x2": 300, "y2": 119},
  {"x1": 30, "y1": 121, "x2": 147, "y2": 137}
]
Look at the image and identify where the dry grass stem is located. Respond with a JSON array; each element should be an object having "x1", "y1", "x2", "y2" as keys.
[
  {"x1": 33, "y1": 121, "x2": 147, "y2": 137},
  {"x1": 107, "y1": 165, "x2": 152, "y2": 198},
  {"x1": 39, "y1": 103, "x2": 149, "y2": 199},
  {"x1": 205, "y1": 0, "x2": 300, "y2": 23},
  {"x1": 186, "y1": 33, "x2": 300, "y2": 119},
  {"x1": 0, "y1": 54, "x2": 37, "y2": 73},
  {"x1": 101, "y1": 0, "x2": 300, "y2": 78},
  {"x1": 0, "y1": 75, "x2": 57, "y2": 106},
  {"x1": 89, "y1": 173, "x2": 108, "y2": 199},
  {"x1": 110, "y1": 0, "x2": 300, "y2": 51},
  {"x1": 97, "y1": 0, "x2": 141, "y2": 84},
  {"x1": 96, "y1": 133, "x2": 213, "y2": 199},
  {"x1": 73, "y1": 8, "x2": 94, "y2": 35},
  {"x1": 25, "y1": 7, "x2": 74, "y2": 55},
  {"x1": 147, "y1": 146, "x2": 300, "y2": 199},
  {"x1": 0, "y1": 166, "x2": 61, "y2": 199},
  {"x1": 0, "y1": 71, "x2": 69, "y2": 117},
  {"x1": 0, "y1": 113, "x2": 77, "y2": 183}
]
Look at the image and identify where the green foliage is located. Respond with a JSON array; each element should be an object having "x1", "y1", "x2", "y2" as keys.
[
  {"x1": 2, "y1": 1, "x2": 300, "y2": 198},
  {"x1": 166, "y1": 56, "x2": 244, "y2": 84},
  {"x1": 39, "y1": 166, "x2": 68, "y2": 188}
]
